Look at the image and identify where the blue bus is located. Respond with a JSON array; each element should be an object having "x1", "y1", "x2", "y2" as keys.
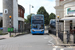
[
  {"x1": 50, "y1": 19, "x2": 56, "y2": 28},
  {"x1": 31, "y1": 14, "x2": 44, "y2": 35}
]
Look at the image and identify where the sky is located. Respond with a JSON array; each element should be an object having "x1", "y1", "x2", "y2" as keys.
[{"x1": 0, "y1": 0, "x2": 55, "y2": 19}]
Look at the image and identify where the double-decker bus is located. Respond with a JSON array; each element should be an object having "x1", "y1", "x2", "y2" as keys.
[
  {"x1": 48, "y1": 19, "x2": 56, "y2": 33},
  {"x1": 31, "y1": 14, "x2": 44, "y2": 35}
]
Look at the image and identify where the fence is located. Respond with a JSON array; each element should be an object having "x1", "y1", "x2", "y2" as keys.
[
  {"x1": 58, "y1": 32, "x2": 63, "y2": 41},
  {"x1": 49, "y1": 29, "x2": 56, "y2": 36},
  {"x1": 49, "y1": 28, "x2": 63, "y2": 41}
]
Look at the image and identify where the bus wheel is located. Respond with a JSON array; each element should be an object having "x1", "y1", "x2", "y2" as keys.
[{"x1": 32, "y1": 34, "x2": 34, "y2": 35}]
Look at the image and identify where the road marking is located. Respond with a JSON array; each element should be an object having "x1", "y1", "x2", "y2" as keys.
[
  {"x1": 60, "y1": 48, "x2": 64, "y2": 50},
  {"x1": 50, "y1": 35, "x2": 59, "y2": 44},
  {"x1": 53, "y1": 48, "x2": 56, "y2": 50},
  {"x1": 44, "y1": 37, "x2": 49, "y2": 39},
  {"x1": 48, "y1": 40, "x2": 54, "y2": 45},
  {"x1": 48, "y1": 38, "x2": 55, "y2": 45}
]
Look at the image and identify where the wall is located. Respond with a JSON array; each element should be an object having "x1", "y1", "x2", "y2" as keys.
[
  {"x1": 64, "y1": 2, "x2": 75, "y2": 16},
  {"x1": 13, "y1": 0, "x2": 18, "y2": 31},
  {"x1": 3, "y1": 0, "x2": 13, "y2": 32}
]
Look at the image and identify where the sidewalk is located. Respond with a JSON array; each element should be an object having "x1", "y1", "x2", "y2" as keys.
[
  {"x1": 0, "y1": 32, "x2": 28, "y2": 39},
  {"x1": 0, "y1": 34, "x2": 10, "y2": 39},
  {"x1": 50, "y1": 34, "x2": 63, "y2": 45},
  {"x1": 50, "y1": 34, "x2": 75, "y2": 47}
]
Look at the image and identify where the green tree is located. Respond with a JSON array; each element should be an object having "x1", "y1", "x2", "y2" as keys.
[
  {"x1": 25, "y1": 13, "x2": 35, "y2": 23},
  {"x1": 49, "y1": 13, "x2": 56, "y2": 20},
  {"x1": 24, "y1": 19, "x2": 29, "y2": 23},
  {"x1": 37, "y1": 6, "x2": 49, "y2": 25}
]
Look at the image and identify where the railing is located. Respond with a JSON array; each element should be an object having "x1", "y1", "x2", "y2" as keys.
[{"x1": 58, "y1": 31, "x2": 64, "y2": 41}]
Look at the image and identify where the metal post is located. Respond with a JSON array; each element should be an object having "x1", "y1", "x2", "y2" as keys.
[
  {"x1": 9, "y1": 16, "x2": 12, "y2": 37},
  {"x1": 29, "y1": 4, "x2": 31, "y2": 14},
  {"x1": 29, "y1": 4, "x2": 34, "y2": 14},
  {"x1": 57, "y1": 16, "x2": 59, "y2": 38},
  {"x1": 57, "y1": 18, "x2": 59, "y2": 36},
  {"x1": 10, "y1": 29, "x2": 11, "y2": 37},
  {"x1": 67, "y1": 31, "x2": 68, "y2": 44},
  {"x1": 57, "y1": 15, "x2": 59, "y2": 38},
  {"x1": 10, "y1": 19, "x2": 11, "y2": 37},
  {"x1": 15, "y1": 28, "x2": 16, "y2": 36}
]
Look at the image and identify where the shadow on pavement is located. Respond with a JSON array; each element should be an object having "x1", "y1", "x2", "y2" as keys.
[{"x1": 0, "y1": 38, "x2": 6, "y2": 40}]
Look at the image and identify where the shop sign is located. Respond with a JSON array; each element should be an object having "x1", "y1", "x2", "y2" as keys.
[{"x1": 67, "y1": 8, "x2": 75, "y2": 14}]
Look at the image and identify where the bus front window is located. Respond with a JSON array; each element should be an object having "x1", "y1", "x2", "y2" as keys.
[
  {"x1": 39, "y1": 25, "x2": 44, "y2": 29},
  {"x1": 32, "y1": 25, "x2": 38, "y2": 29}
]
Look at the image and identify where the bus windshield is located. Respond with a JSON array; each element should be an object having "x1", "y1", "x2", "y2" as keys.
[
  {"x1": 32, "y1": 24, "x2": 38, "y2": 29},
  {"x1": 32, "y1": 24, "x2": 44, "y2": 29},
  {"x1": 32, "y1": 20, "x2": 43, "y2": 24}
]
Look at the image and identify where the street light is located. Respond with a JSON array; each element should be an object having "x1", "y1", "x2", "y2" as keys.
[
  {"x1": 29, "y1": 4, "x2": 34, "y2": 14},
  {"x1": 57, "y1": 15, "x2": 59, "y2": 37}
]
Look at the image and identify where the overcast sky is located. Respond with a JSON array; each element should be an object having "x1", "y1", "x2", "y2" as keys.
[{"x1": 0, "y1": 0, "x2": 55, "y2": 19}]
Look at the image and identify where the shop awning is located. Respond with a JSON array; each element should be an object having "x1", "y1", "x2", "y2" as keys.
[{"x1": 60, "y1": 17, "x2": 75, "y2": 21}]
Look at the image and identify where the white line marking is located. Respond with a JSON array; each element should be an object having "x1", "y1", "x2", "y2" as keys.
[
  {"x1": 48, "y1": 41, "x2": 54, "y2": 45},
  {"x1": 44, "y1": 37, "x2": 49, "y2": 39},
  {"x1": 53, "y1": 48, "x2": 56, "y2": 50},
  {"x1": 48, "y1": 38, "x2": 54, "y2": 45},
  {"x1": 50, "y1": 35, "x2": 59, "y2": 44},
  {"x1": 60, "y1": 48, "x2": 64, "y2": 50},
  {"x1": 54, "y1": 46, "x2": 58, "y2": 48}
]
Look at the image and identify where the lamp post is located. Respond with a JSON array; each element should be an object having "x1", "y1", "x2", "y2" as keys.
[
  {"x1": 57, "y1": 15, "x2": 59, "y2": 37},
  {"x1": 29, "y1": 4, "x2": 34, "y2": 14},
  {"x1": 9, "y1": 16, "x2": 12, "y2": 37}
]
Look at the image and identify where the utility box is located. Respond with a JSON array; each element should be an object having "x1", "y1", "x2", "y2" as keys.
[{"x1": 8, "y1": 28, "x2": 13, "y2": 32}]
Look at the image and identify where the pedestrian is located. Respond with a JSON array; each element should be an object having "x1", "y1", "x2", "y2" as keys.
[{"x1": 73, "y1": 27, "x2": 75, "y2": 43}]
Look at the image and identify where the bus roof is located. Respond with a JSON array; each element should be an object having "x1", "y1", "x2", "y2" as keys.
[{"x1": 32, "y1": 14, "x2": 44, "y2": 16}]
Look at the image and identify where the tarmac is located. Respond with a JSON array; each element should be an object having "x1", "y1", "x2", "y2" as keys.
[{"x1": 0, "y1": 31, "x2": 75, "y2": 48}]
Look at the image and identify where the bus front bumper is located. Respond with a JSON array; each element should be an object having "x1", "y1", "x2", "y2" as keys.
[{"x1": 31, "y1": 31, "x2": 44, "y2": 34}]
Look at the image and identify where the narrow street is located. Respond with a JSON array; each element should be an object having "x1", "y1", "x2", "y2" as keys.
[{"x1": 0, "y1": 32, "x2": 75, "y2": 50}]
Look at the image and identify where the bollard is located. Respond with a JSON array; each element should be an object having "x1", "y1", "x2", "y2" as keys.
[
  {"x1": 22, "y1": 29, "x2": 23, "y2": 33},
  {"x1": 10, "y1": 31, "x2": 11, "y2": 37},
  {"x1": 67, "y1": 31, "x2": 70, "y2": 44},
  {"x1": 10, "y1": 28, "x2": 11, "y2": 37},
  {"x1": 15, "y1": 28, "x2": 16, "y2": 36}
]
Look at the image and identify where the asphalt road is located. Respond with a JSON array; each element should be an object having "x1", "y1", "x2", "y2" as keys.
[{"x1": 0, "y1": 32, "x2": 75, "y2": 50}]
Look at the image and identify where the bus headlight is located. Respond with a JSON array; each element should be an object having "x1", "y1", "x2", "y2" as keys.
[
  {"x1": 41, "y1": 30, "x2": 44, "y2": 32},
  {"x1": 32, "y1": 30, "x2": 34, "y2": 32}
]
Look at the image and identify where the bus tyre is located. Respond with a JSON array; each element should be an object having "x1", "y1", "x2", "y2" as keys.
[{"x1": 32, "y1": 34, "x2": 34, "y2": 35}]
